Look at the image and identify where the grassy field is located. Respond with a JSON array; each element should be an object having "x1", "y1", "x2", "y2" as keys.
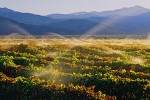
[{"x1": 0, "y1": 39, "x2": 150, "y2": 100}]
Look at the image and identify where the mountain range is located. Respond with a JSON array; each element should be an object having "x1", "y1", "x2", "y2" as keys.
[{"x1": 0, "y1": 6, "x2": 150, "y2": 36}]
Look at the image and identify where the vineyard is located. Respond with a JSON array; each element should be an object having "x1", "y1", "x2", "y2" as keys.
[{"x1": 0, "y1": 39, "x2": 150, "y2": 100}]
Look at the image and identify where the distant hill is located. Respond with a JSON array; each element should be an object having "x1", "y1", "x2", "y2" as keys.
[
  {"x1": 50, "y1": 19, "x2": 98, "y2": 34},
  {"x1": 0, "y1": 16, "x2": 70, "y2": 35},
  {"x1": 0, "y1": 16, "x2": 97, "y2": 35},
  {"x1": 0, "y1": 7, "x2": 55, "y2": 25},
  {"x1": 47, "y1": 6, "x2": 150, "y2": 19},
  {"x1": 1, "y1": 6, "x2": 150, "y2": 36},
  {"x1": 47, "y1": 11, "x2": 150, "y2": 35},
  {"x1": 90, "y1": 6, "x2": 150, "y2": 16},
  {"x1": 0, "y1": 16, "x2": 29, "y2": 35}
]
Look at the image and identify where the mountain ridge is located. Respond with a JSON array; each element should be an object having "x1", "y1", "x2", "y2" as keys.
[
  {"x1": 0, "y1": 7, "x2": 55, "y2": 25},
  {"x1": 47, "y1": 6, "x2": 150, "y2": 19},
  {"x1": 1, "y1": 6, "x2": 150, "y2": 36}
]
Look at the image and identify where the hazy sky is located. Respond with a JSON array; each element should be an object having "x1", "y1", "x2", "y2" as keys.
[{"x1": 0, "y1": 0, "x2": 150, "y2": 15}]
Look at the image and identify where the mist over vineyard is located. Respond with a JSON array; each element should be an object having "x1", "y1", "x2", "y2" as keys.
[
  {"x1": 0, "y1": 38, "x2": 149, "y2": 99},
  {"x1": 0, "y1": 1, "x2": 150, "y2": 100}
]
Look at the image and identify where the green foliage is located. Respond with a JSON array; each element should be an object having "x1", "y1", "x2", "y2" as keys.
[{"x1": 0, "y1": 43, "x2": 149, "y2": 99}]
